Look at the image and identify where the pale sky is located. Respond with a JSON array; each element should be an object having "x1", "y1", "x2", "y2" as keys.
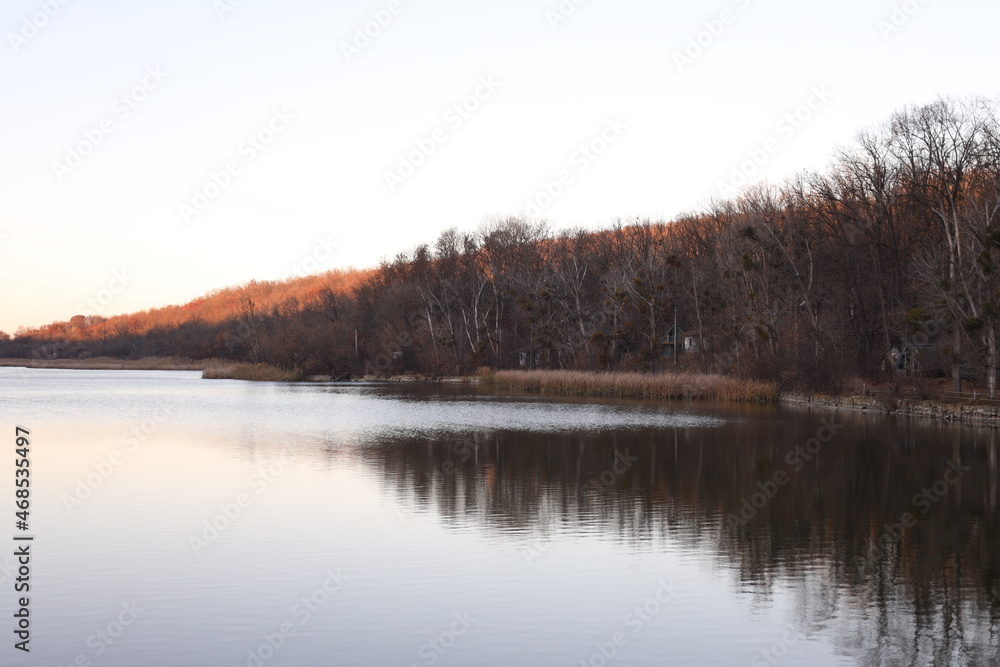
[{"x1": 1, "y1": 0, "x2": 996, "y2": 334}]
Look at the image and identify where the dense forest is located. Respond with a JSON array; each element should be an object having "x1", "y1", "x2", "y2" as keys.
[{"x1": 6, "y1": 97, "x2": 1000, "y2": 393}]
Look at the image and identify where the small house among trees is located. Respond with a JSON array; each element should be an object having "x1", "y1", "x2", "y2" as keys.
[
  {"x1": 886, "y1": 344, "x2": 948, "y2": 377},
  {"x1": 662, "y1": 325, "x2": 699, "y2": 357}
]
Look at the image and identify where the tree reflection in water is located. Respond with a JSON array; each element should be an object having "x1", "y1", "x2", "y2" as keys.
[{"x1": 357, "y1": 405, "x2": 1000, "y2": 666}]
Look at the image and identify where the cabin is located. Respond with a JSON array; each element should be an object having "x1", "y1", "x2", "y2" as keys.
[
  {"x1": 885, "y1": 343, "x2": 948, "y2": 376},
  {"x1": 662, "y1": 325, "x2": 700, "y2": 357},
  {"x1": 515, "y1": 346, "x2": 542, "y2": 369}
]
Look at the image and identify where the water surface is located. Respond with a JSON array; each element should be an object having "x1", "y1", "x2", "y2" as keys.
[{"x1": 1, "y1": 368, "x2": 998, "y2": 666}]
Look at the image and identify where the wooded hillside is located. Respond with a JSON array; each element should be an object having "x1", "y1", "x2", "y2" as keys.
[{"x1": 6, "y1": 98, "x2": 1000, "y2": 393}]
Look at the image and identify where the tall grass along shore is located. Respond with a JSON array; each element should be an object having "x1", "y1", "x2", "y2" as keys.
[
  {"x1": 202, "y1": 363, "x2": 304, "y2": 382},
  {"x1": 481, "y1": 369, "x2": 777, "y2": 404}
]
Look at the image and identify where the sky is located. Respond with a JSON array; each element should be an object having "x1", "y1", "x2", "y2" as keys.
[{"x1": 0, "y1": 0, "x2": 997, "y2": 334}]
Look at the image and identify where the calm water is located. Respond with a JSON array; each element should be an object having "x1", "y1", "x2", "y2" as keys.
[{"x1": 1, "y1": 368, "x2": 998, "y2": 667}]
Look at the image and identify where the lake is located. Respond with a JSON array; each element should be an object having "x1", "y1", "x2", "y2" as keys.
[{"x1": 1, "y1": 368, "x2": 998, "y2": 666}]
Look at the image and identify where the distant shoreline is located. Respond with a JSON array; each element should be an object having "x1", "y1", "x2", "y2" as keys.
[
  {"x1": 6, "y1": 358, "x2": 1000, "y2": 426},
  {"x1": 0, "y1": 357, "x2": 225, "y2": 371}
]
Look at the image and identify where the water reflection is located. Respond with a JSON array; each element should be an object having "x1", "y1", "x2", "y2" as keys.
[
  {"x1": 5, "y1": 371, "x2": 1000, "y2": 665},
  {"x1": 357, "y1": 406, "x2": 1000, "y2": 666}
]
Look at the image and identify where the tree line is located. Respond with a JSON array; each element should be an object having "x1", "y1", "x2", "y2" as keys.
[{"x1": 5, "y1": 97, "x2": 1000, "y2": 393}]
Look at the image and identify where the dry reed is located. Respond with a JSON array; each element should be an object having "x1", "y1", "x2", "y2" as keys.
[
  {"x1": 202, "y1": 363, "x2": 303, "y2": 382},
  {"x1": 481, "y1": 369, "x2": 777, "y2": 403}
]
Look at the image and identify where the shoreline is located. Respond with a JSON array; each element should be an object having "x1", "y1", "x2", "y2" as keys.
[
  {"x1": 0, "y1": 357, "x2": 221, "y2": 371},
  {"x1": 780, "y1": 392, "x2": 1000, "y2": 427},
  {"x1": 361, "y1": 377, "x2": 1000, "y2": 427},
  {"x1": 7, "y1": 358, "x2": 1000, "y2": 426}
]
